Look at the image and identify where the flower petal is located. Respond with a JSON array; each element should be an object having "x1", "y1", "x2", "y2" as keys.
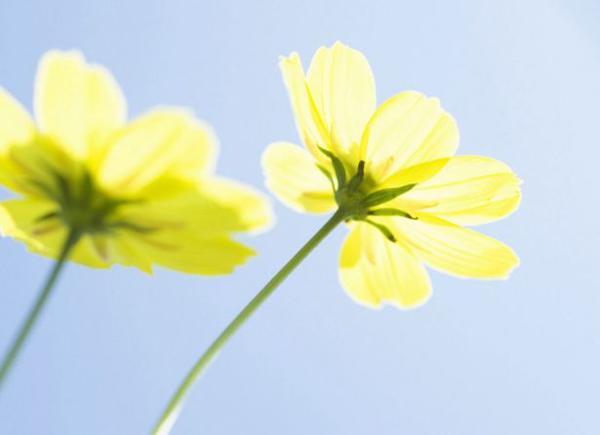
[
  {"x1": 279, "y1": 53, "x2": 329, "y2": 161},
  {"x1": 0, "y1": 203, "x2": 27, "y2": 240},
  {"x1": 107, "y1": 233, "x2": 153, "y2": 273},
  {"x1": 197, "y1": 177, "x2": 273, "y2": 232},
  {"x1": 361, "y1": 92, "x2": 459, "y2": 181},
  {"x1": 115, "y1": 196, "x2": 228, "y2": 236},
  {"x1": 380, "y1": 157, "x2": 450, "y2": 188},
  {"x1": 117, "y1": 181, "x2": 268, "y2": 238},
  {"x1": 125, "y1": 229, "x2": 255, "y2": 275},
  {"x1": 262, "y1": 142, "x2": 336, "y2": 214},
  {"x1": 393, "y1": 214, "x2": 519, "y2": 279},
  {"x1": 35, "y1": 50, "x2": 126, "y2": 160},
  {"x1": 2, "y1": 135, "x2": 77, "y2": 197},
  {"x1": 97, "y1": 109, "x2": 216, "y2": 194},
  {"x1": 339, "y1": 223, "x2": 431, "y2": 309},
  {"x1": 93, "y1": 199, "x2": 258, "y2": 274},
  {"x1": 0, "y1": 88, "x2": 35, "y2": 153},
  {"x1": 405, "y1": 156, "x2": 522, "y2": 225},
  {"x1": 307, "y1": 42, "x2": 376, "y2": 161},
  {"x1": 0, "y1": 88, "x2": 37, "y2": 191}
]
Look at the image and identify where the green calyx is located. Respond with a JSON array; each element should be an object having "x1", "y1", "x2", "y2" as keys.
[
  {"x1": 35, "y1": 169, "x2": 135, "y2": 235},
  {"x1": 318, "y1": 147, "x2": 418, "y2": 242}
]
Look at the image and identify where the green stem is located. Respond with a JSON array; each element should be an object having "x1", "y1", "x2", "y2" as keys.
[
  {"x1": 152, "y1": 209, "x2": 347, "y2": 435},
  {"x1": 0, "y1": 228, "x2": 80, "y2": 390}
]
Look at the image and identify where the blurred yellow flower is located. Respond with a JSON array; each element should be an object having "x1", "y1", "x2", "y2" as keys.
[
  {"x1": 263, "y1": 42, "x2": 521, "y2": 308},
  {"x1": 0, "y1": 50, "x2": 272, "y2": 274}
]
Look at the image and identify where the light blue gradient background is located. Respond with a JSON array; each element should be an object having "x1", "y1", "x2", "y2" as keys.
[{"x1": 1, "y1": 1, "x2": 599, "y2": 434}]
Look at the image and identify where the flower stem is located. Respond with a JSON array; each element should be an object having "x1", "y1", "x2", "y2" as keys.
[
  {"x1": 0, "y1": 228, "x2": 80, "y2": 390},
  {"x1": 152, "y1": 208, "x2": 347, "y2": 435}
]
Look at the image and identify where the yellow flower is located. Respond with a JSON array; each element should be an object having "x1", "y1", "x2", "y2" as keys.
[
  {"x1": 0, "y1": 50, "x2": 272, "y2": 274},
  {"x1": 262, "y1": 42, "x2": 521, "y2": 309}
]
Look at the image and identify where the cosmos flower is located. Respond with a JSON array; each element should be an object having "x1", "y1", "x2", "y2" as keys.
[
  {"x1": 262, "y1": 41, "x2": 520, "y2": 308},
  {"x1": 0, "y1": 50, "x2": 272, "y2": 274}
]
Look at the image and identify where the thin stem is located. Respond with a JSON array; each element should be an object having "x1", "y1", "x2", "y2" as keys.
[
  {"x1": 0, "y1": 228, "x2": 80, "y2": 390},
  {"x1": 152, "y1": 209, "x2": 347, "y2": 435}
]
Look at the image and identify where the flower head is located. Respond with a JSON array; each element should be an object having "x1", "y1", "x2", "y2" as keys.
[
  {"x1": 262, "y1": 42, "x2": 521, "y2": 309},
  {"x1": 0, "y1": 51, "x2": 272, "y2": 274}
]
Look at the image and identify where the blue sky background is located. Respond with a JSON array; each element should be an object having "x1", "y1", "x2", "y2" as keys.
[{"x1": 1, "y1": 1, "x2": 599, "y2": 434}]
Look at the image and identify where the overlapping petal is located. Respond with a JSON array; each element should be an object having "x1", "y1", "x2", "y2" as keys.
[
  {"x1": 361, "y1": 91, "x2": 459, "y2": 182},
  {"x1": 0, "y1": 88, "x2": 37, "y2": 192},
  {"x1": 380, "y1": 157, "x2": 450, "y2": 188},
  {"x1": 404, "y1": 156, "x2": 521, "y2": 225},
  {"x1": 107, "y1": 233, "x2": 153, "y2": 273},
  {"x1": 99, "y1": 181, "x2": 270, "y2": 274},
  {"x1": 2, "y1": 136, "x2": 77, "y2": 197},
  {"x1": 197, "y1": 177, "x2": 273, "y2": 232},
  {"x1": 339, "y1": 223, "x2": 431, "y2": 308},
  {"x1": 262, "y1": 142, "x2": 335, "y2": 213},
  {"x1": 307, "y1": 42, "x2": 375, "y2": 161},
  {"x1": 392, "y1": 213, "x2": 519, "y2": 279},
  {"x1": 96, "y1": 109, "x2": 216, "y2": 194},
  {"x1": 123, "y1": 231, "x2": 255, "y2": 275},
  {"x1": 118, "y1": 182, "x2": 270, "y2": 237},
  {"x1": 279, "y1": 54, "x2": 329, "y2": 161},
  {"x1": 0, "y1": 88, "x2": 35, "y2": 153},
  {"x1": 35, "y1": 51, "x2": 126, "y2": 160}
]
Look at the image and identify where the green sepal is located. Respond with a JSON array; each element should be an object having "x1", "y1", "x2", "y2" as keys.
[
  {"x1": 367, "y1": 208, "x2": 417, "y2": 219},
  {"x1": 346, "y1": 160, "x2": 365, "y2": 191},
  {"x1": 364, "y1": 219, "x2": 396, "y2": 243},
  {"x1": 318, "y1": 146, "x2": 346, "y2": 188},
  {"x1": 362, "y1": 183, "x2": 416, "y2": 207},
  {"x1": 27, "y1": 178, "x2": 60, "y2": 202},
  {"x1": 53, "y1": 171, "x2": 72, "y2": 203},
  {"x1": 35, "y1": 210, "x2": 60, "y2": 223}
]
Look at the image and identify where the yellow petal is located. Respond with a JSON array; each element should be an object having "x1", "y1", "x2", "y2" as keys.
[
  {"x1": 380, "y1": 157, "x2": 450, "y2": 188},
  {"x1": 339, "y1": 223, "x2": 431, "y2": 309},
  {"x1": 0, "y1": 88, "x2": 37, "y2": 192},
  {"x1": 35, "y1": 50, "x2": 126, "y2": 159},
  {"x1": 97, "y1": 109, "x2": 216, "y2": 194},
  {"x1": 71, "y1": 235, "x2": 112, "y2": 268},
  {"x1": 117, "y1": 183, "x2": 266, "y2": 237},
  {"x1": 0, "y1": 203, "x2": 28, "y2": 241},
  {"x1": 262, "y1": 142, "x2": 336, "y2": 214},
  {"x1": 405, "y1": 156, "x2": 522, "y2": 225},
  {"x1": 0, "y1": 88, "x2": 35, "y2": 153},
  {"x1": 393, "y1": 214, "x2": 519, "y2": 279},
  {"x1": 82, "y1": 232, "x2": 153, "y2": 273},
  {"x1": 198, "y1": 177, "x2": 273, "y2": 233},
  {"x1": 361, "y1": 92, "x2": 459, "y2": 181},
  {"x1": 125, "y1": 229, "x2": 255, "y2": 275},
  {"x1": 2, "y1": 135, "x2": 77, "y2": 197},
  {"x1": 0, "y1": 198, "x2": 108, "y2": 268},
  {"x1": 279, "y1": 53, "x2": 329, "y2": 161},
  {"x1": 0, "y1": 198, "x2": 57, "y2": 243},
  {"x1": 105, "y1": 193, "x2": 258, "y2": 274},
  {"x1": 108, "y1": 233, "x2": 153, "y2": 273},
  {"x1": 307, "y1": 42, "x2": 376, "y2": 161}
]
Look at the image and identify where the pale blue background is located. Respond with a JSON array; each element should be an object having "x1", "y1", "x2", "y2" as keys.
[{"x1": 1, "y1": 1, "x2": 599, "y2": 434}]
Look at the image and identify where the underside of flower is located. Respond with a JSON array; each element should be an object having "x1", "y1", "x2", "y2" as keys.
[
  {"x1": 33, "y1": 168, "x2": 144, "y2": 236},
  {"x1": 262, "y1": 41, "x2": 521, "y2": 309},
  {"x1": 318, "y1": 147, "x2": 417, "y2": 242},
  {"x1": 0, "y1": 50, "x2": 273, "y2": 274}
]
